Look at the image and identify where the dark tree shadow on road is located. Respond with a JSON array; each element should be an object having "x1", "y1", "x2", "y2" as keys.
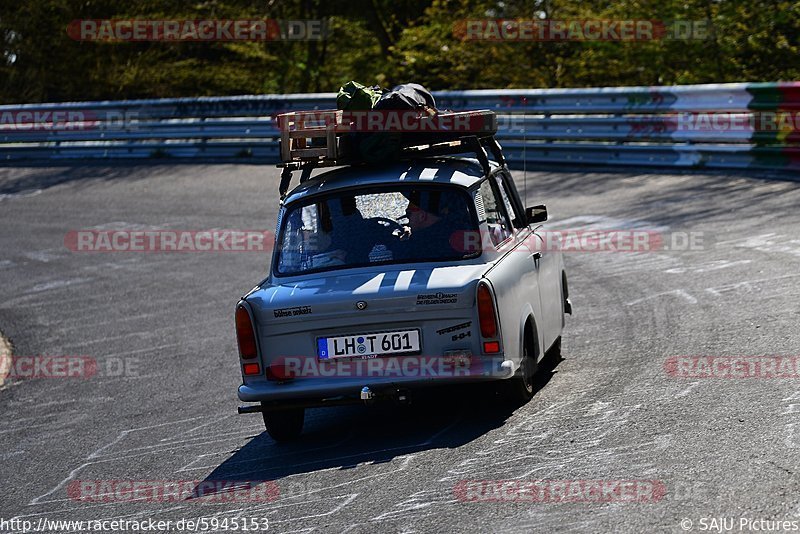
[{"x1": 0, "y1": 163, "x2": 169, "y2": 195}]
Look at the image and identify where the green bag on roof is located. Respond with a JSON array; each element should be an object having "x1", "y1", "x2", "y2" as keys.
[{"x1": 337, "y1": 81, "x2": 383, "y2": 110}]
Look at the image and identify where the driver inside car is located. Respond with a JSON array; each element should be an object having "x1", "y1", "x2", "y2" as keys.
[{"x1": 396, "y1": 190, "x2": 464, "y2": 260}]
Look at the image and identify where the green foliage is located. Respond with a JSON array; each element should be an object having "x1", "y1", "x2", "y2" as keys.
[{"x1": 0, "y1": 0, "x2": 797, "y2": 103}]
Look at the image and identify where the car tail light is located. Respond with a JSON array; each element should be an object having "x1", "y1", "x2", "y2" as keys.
[
  {"x1": 235, "y1": 305, "x2": 258, "y2": 359},
  {"x1": 477, "y1": 283, "x2": 498, "y2": 338},
  {"x1": 243, "y1": 363, "x2": 261, "y2": 375},
  {"x1": 483, "y1": 341, "x2": 501, "y2": 353}
]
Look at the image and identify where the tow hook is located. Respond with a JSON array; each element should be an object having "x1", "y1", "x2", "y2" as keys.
[
  {"x1": 361, "y1": 386, "x2": 374, "y2": 403},
  {"x1": 360, "y1": 386, "x2": 411, "y2": 405}
]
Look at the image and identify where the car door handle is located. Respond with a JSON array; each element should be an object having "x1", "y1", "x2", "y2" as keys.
[{"x1": 529, "y1": 251, "x2": 541, "y2": 267}]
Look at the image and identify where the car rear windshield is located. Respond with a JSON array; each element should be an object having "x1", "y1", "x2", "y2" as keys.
[{"x1": 275, "y1": 185, "x2": 479, "y2": 276}]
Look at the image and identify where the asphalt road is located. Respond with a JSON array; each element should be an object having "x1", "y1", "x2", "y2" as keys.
[{"x1": 1, "y1": 163, "x2": 799, "y2": 533}]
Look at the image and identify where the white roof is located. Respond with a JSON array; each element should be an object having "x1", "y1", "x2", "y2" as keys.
[{"x1": 284, "y1": 157, "x2": 497, "y2": 205}]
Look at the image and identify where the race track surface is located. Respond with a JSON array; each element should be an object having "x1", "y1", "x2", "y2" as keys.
[{"x1": 1, "y1": 163, "x2": 799, "y2": 533}]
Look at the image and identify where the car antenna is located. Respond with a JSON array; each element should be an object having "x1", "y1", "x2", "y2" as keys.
[{"x1": 522, "y1": 97, "x2": 527, "y2": 205}]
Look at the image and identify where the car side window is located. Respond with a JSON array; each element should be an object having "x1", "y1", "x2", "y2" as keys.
[
  {"x1": 478, "y1": 178, "x2": 513, "y2": 247},
  {"x1": 494, "y1": 173, "x2": 521, "y2": 228}
]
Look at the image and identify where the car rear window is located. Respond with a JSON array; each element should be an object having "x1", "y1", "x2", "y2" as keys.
[{"x1": 275, "y1": 185, "x2": 479, "y2": 276}]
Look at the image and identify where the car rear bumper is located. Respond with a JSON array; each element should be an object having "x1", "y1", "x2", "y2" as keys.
[{"x1": 237, "y1": 357, "x2": 517, "y2": 403}]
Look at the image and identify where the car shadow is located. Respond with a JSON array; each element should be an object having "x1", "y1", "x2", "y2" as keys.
[{"x1": 195, "y1": 352, "x2": 564, "y2": 495}]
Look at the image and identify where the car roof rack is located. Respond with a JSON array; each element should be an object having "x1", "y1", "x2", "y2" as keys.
[{"x1": 275, "y1": 109, "x2": 503, "y2": 200}]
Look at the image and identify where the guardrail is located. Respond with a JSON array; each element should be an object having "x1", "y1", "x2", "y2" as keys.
[{"x1": 1, "y1": 82, "x2": 798, "y2": 170}]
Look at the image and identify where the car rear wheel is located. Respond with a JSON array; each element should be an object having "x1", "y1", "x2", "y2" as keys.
[
  {"x1": 262, "y1": 406, "x2": 304, "y2": 442},
  {"x1": 506, "y1": 338, "x2": 537, "y2": 405}
]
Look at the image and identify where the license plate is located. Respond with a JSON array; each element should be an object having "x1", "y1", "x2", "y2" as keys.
[{"x1": 317, "y1": 330, "x2": 421, "y2": 359}]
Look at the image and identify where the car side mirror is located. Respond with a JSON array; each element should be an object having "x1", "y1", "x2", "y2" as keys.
[{"x1": 526, "y1": 205, "x2": 548, "y2": 224}]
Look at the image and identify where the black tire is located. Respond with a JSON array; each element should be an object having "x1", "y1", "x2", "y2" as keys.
[
  {"x1": 506, "y1": 337, "x2": 537, "y2": 405},
  {"x1": 262, "y1": 407, "x2": 304, "y2": 442}
]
